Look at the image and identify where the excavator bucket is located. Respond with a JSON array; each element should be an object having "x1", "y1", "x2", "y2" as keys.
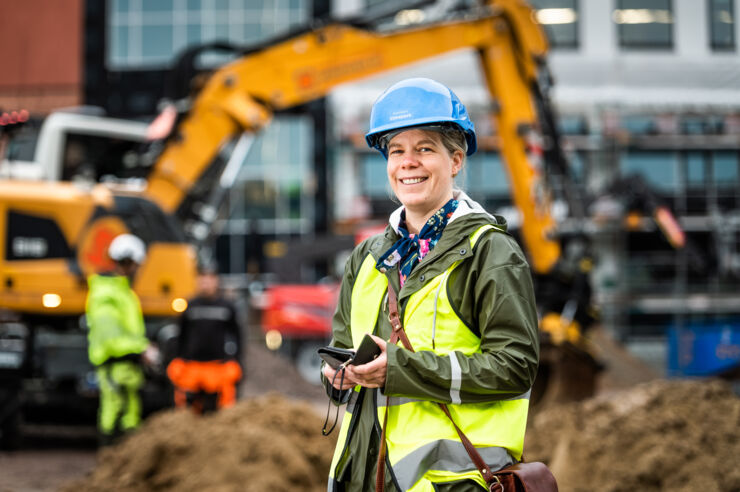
[
  {"x1": 531, "y1": 340, "x2": 603, "y2": 408},
  {"x1": 531, "y1": 325, "x2": 663, "y2": 409}
]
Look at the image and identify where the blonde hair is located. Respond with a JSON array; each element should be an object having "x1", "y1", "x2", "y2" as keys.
[{"x1": 436, "y1": 127, "x2": 467, "y2": 176}]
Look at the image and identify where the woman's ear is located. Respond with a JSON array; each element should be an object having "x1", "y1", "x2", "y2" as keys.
[{"x1": 451, "y1": 151, "x2": 464, "y2": 177}]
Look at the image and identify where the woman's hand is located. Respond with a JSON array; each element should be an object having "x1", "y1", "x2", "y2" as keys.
[
  {"x1": 346, "y1": 335, "x2": 387, "y2": 388},
  {"x1": 322, "y1": 362, "x2": 359, "y2": 390}
]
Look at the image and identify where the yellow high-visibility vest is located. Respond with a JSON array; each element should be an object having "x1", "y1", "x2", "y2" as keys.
[{"x1": 330, "y1": 225, "x2": 530, "y2": 491}]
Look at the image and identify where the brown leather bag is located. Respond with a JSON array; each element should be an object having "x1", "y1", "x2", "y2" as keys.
[
  {"x1": 377, "y1": 285, "x2": 558, "y2": 492},
  {"x1": 489, "y1": 462, "x2": 558, "y2": 492}
]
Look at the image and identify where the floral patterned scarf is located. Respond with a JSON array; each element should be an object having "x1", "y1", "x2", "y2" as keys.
[{"x1": 376, "y1": 199, "x2": 458, "y2": 287}]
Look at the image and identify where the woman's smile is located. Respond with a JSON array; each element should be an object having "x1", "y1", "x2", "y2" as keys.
[{"x1": 399, "y1": 176, "x2": 428, "y2": 185}]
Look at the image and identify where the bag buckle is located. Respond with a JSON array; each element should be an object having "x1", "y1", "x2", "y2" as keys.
[
  {"x1": 388, "y1": 312, "x2": 402, "y2": 333},
  {"x1": 488, "y1": 475, "x2": 503, "y2": 492}
]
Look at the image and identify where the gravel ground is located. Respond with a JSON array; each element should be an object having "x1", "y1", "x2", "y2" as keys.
[{"x1": 0, "y1": 435, "x2": 97, "y2": 492}]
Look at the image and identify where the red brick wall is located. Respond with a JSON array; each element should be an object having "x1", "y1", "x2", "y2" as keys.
[{"x1": 0, "y1": 0, "x2": 84, "y2": 114}]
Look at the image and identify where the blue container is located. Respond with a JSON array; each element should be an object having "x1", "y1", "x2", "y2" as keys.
[{"x1": 667, "y1": 321, "x2": 740, "y2": 377}]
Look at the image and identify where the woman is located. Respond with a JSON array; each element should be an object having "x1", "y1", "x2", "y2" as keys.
[{"x1": 322, "y1": 78, "x2": 539, "y2": 491}]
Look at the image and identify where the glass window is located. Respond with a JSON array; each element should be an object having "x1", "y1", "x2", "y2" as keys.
[
  {"x1": 114, "y1": 0, "x2": 131, "y2": 13},
  {"x1": 231, "y1": 116, "x2": 314, "y2": 233},
  {"x1": 108, "y1": 0, "x2": 309, "y2": 69},
  {"x1": 4, "y1": 125, "x2": 38, "y2": 162},
  {"x1": 709, "y1": 0, "x2": 735, "y2": 50},
  {"x1": 614, "y1": 0, "x2": 673, "y2": 49},
  {"x1": 361, "y1": 154, "x2": 390, "y2": 198},
  {"x1": 186, "y1": 24, "x2": 202, "y2": 45},
  {"x1": 621, "y1": 115, "x2": 657, "y2": 135},
  {"x1": 244, "y1": 116, "x2": 311, "y2": 174},
  {"x1": 558, "y1": 115, "x2": 588, "y2": 135},
  {"x1": 712, "y1": 151, "x2": 739, "y2": 186},
  {"x1": 676, "y1": 115, "x2": 723, "y2": 135},
  {"x1": 466, "y1": 153, "x2": 509, "y2": 196},
  {"x1": 111, "y1": 25, "x2": 129, "y2": 64},
  {"x1": 214, "y1": 22, "x2": 231, "y2": 40},
  {"x1": 143, "y1": 0, "x2": 173, "y2": 12},
  {"x1": 620, "y1": 151, "x2": 678, "y2": 191},
  {"x1": 60, "y1": 133, "x2": 147, "y2": 181},
  {"x1": 239, "y1": 180, "x2": 277, "y2": 219},
  {"x1": 568, "y1": 151, "x2": 586, "y2": 184},
  {"x1": 529, "y1": 0, "x2": 579, "y2": 48},
  {"x1": 686, "y1": 152, "x2": 705, "y2": 186},
  {"x1": 141, "y1": 24, "x2": 174, "y2": 62}
]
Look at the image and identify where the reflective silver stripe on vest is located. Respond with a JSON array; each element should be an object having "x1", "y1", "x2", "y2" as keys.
[
  {"x1": 393, "y1": 440, "x2": 515, "y2": 491},
  {"x1": 448, "y1": 351, "x2": 462, "y2": 404},
  {"x1": 383, "y1": 389, "x2": 530, "y2": 408}
]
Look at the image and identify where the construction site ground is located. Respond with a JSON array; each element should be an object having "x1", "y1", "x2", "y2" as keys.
[{"x1": 2, "y1": 328, "x2": 739, "y2": 492}]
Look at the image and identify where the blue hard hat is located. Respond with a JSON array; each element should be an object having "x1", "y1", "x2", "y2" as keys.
[{"x1": 365, "y1": 78, "x2": 477, "y2": 158}]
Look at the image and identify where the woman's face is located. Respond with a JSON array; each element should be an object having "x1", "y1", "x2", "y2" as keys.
[{"x1": 386, "y1": 129, "x2": 462, "y2": 217}]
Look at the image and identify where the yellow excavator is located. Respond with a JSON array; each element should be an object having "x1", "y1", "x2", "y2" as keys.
[
  {"x1": 137, "y1": 0, "x2": 605, "y2": 405},
  {"x1": 0, "y1": 0, "x2": 687, "y2": 444}
]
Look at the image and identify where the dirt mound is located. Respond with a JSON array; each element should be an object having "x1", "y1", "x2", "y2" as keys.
[
  {"x1": 240, "y1": 343, "x2": 325, "y2": 402},
  {"x1": 589, "y1": 325, "x2": 659, "y2": 391},
  {"x1": 61, "y1": 394, "x2": 338, "y2": 492},
  {"x1": 61, "y1": 340, "x2": 739, "y2": 492},
  {"x1": 525, "y1": 379, "x2": 740, "y2": 492}
]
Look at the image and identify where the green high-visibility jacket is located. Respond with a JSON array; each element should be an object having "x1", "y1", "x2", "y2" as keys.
[
  {"x1": 86, "y1": 274, "x2": 148, "y2": 366},
  {"x1": 324, "y1": 193, "x2": 539, "y2": 492}
]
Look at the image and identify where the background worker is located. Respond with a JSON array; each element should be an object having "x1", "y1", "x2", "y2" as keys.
[
  {"x1": 167, "y1": 263, "x2": 243, "y2": 414},
  {"x1": 86, "y1": 233, "x2": 159, "y2": 446},
  {"x1": 321, "y1": 78, "x2": 540, "y2": 491}
]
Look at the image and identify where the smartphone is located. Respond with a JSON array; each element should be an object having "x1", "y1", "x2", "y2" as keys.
[
  {"x1": 317, "y1": 346, "x2": 355, "y2": 370},
  {"x1": 318, "y1": 334, "x2": 381, "y2": 369},
  {"x1": 351, "y1": 334, "x2": 382, "y2": 366}
]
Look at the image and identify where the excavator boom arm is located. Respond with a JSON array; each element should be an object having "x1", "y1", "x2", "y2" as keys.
[{"x1": 146, "y1": 0, "x2": 560, "y2": 272}]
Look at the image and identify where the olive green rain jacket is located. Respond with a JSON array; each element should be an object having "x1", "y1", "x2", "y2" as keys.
[
  {"x1": 323, "y1": 192, "x2": 539, "y2": 492},
  {"x1": 86, "y1": 274, "x2": 149, "y2": 366}
]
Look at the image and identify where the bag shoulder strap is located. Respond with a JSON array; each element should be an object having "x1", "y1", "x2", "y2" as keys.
[{"x1": 377, "y1": 284, "x2": 500, "y2": 490}]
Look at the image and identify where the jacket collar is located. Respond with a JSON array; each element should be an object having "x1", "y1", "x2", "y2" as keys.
[{"x1": 375, "y1": 192, "x2": 506, "y2": 297}]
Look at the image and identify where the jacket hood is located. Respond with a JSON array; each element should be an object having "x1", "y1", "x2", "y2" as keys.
[{"x1": 388, "y1": 189, "x2": 507, "y2": 234}]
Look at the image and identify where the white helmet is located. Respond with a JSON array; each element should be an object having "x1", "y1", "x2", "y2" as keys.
[{"x1": 108, "y1": 234, "x2": 146, "y2": 264}]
